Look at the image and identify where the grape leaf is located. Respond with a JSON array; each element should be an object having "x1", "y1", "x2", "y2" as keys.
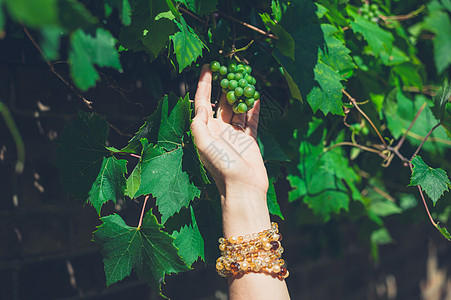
[
  {"x1": 125, "y1": 163, "x2": 141, "y2": 199},
  {"x1": 118, "y1": 0, "x2": 176, "y2": 59},
  {"x1": 135, "y1": 140, "x2": 200, "y2": 223},
  {"x1": 384, "y1": 91, "x2": 451, "y2": 152},
  {"x1": 260, "y1": 13, "x2": 295, "y2": 60},
  {"x1": 56, "y1": 111, "x2": 110, "y2": 199},
  {"x1": 287, "y1": 119, "x2": 358, "y2": 221},
  {"x1": 423, "y1": 9, "x2": 451, "y2": 74},
  {"x1": 87, "y1": 157, "x2": 127, "y2": 215},
  {"x1": 5, "y1": 0, "x2": 58, "y2": 27},
  {"x1": 287, "y1": 119, "x2": 357, "y2": 221},
  {"x1": 93, "y1": 211, "x2": 189, "y2": 292},
  {"x1": 267, "y1": 178, "x2": 284, "y2": 219},
  {"x1": 69, "y1": 28, "x2": 122, "y2": 91},
  {"x1": 122, "y1": 93, "x2": 191, "y2": 153},
  {"x1": 171, "y1": 206, "x2": 205, "y2": 266},
  {"x1": 431, "y1": 82, "x2": 451, "y2": 124},
  {"x1": 178, "y1": 0, "x2": 217, "y2": 16},
  {"x1": 58, "y1": 0, "x2": 97, "y2": 31},
  {"x1": 169, "y1": 16, "x2": 205, "y2": 72},
  {"x1": 40, "y1": 26, "x2": 64, "y2": 60},
  {"x1": 272, "y1": 1, "x2": 345, "y2": 115},
  {"x1": 320, "y1": 24, "x2": 356, "y2": 73},
  {"x1": 437, "y1": 223, "x2": 451, "y2": 241},
  {"x1": 409, "y1": 156, "x2": 451, "y2": 205},
  {"x1": 349, "y1": 13, "x2": 394, "y2": 60}
]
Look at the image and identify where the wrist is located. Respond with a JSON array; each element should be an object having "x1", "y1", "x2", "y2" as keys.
[{"x1": 220, "y1": 183, "x2": 271, "y2": 238}]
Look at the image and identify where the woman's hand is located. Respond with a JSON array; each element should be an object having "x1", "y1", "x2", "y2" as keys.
[
  {"x1": 191, "y1": 64, "x2": 270, "y2": 237},
  {"x1": 191, "y1": 64, "x2": 290, "y2": 300}
]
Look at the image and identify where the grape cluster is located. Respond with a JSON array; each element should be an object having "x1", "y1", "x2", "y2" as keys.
[
  {"x1": 209, "y1": 61, "x2": 260, "y2": 114},
  {"x1": 360, "y1": 2, "x2": 381, "y2": 23}
]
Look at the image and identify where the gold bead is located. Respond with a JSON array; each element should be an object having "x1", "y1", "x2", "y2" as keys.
[
  {"x1": 261, "y1": 237, "x2": 268, "y2": 243},
  {"x1": 244, "y1": 234, "x2": 251, "y2": 241},
  {"x1": 252, "y1": 262, "x2": 262, "y2": 272},
  {"x1": 216, "y1": 262, "x2": 224, "y2": 270},
  {"x1": 263, "y1": 242, "x2": 272, "y2": 251},
  {"x1": 238, "y1": 236, "x2": 244, "y2": 243},
  {"x1": 219, "y1": 244, "x2": 226, "y2": 251},
  {"x1": 241, "y1": 261, "x2": 249, "y2": 270},
  {"x1": 273, "y1": 264, "x2": 281, "y2": 273},
  {"x1": 230, "y1": 236, "x2": 238, "y2": 244}
]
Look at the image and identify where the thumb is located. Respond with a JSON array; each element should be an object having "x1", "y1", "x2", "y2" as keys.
[
  {"x1": 191, "y1": 106, "x2": 211, "y2": 148},
  {"x1": 195, "y1": 106, "x2": 209, "y2": 124}
]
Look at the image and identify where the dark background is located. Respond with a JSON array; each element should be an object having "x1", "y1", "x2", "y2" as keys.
[{"x1": 1, "y1": 29, "x2": 451, "y2": 300}]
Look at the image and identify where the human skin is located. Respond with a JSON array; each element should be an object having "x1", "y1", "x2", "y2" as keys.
[{"x1": 190, "y1": 64, "x2": 291, "y2": 300}]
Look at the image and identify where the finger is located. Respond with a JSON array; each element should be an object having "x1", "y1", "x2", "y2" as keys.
[
  {"x1": 194, "y1": 64, "x2": 213, "y2": 118},
  {"x1": 216, "y1": 92, "x2": 233, "y2": 123},
  {"x1": 191, "y1": 106, "x2": 213, "y2": 149},
  {"x1": 245, "y1": 99, "x2": 261, "y2": 139},
  {"x1": 230, "y1": 109, "x2": 247, "y2": 130}
]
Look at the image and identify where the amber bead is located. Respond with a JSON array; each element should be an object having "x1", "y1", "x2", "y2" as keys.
[
  {"x1": 279, "y1": 267, "x2": 288, "y2": 277},
  {"x1": 277, "y1": 233, "x2": 283, "y2": 241},
  {"x1": 230, "y1": 262, "x2": 240, "y2": 274},
  {"x1": 270, "y1": 241, "x2": 280, "y2": 250},
  {"x1": 238, "y1": 236, "x2": 244, "y2": 243},
  {"x1": 272, "y1": 264, "x2": 281, "y2": 273}
]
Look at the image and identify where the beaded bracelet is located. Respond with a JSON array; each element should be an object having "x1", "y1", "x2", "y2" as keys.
[{"x1": 216, "y1": 222, "x2": 289, "y2": 280}]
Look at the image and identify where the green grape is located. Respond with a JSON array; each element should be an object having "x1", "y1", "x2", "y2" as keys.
[
  {"x1": 210, "y1": 61, "x2": 220, "y2": 72},
  {"x1": 237, "y1": 102, "x2": 248, "y2": 113},
  {"x1": 234, "y1": 87, "x2": 244, "y2": 97},
  {"x1": 370, "y1": 4, "x2": 378, "y2": 11},
  {"x1": 228, "y1": 80, "x2": 238, "y2": 90},
  {"x1": 228, "y1": 63, "x2": 237, "y2": 73},
  {"x1": 244, "y1": 74, "x2": 253, "y2": 84},
  {"x1": 234, "y1": 72, "x2": 243, "y2": 81},
  {"x1": 227, "y1": 91, "x2": 236, "y2": 103},
  {"x1": 245, "y1": 98, "x2": 254, "y2": 107},
  {"x1": 219, "y1": 66, "x2": 228, "y2": 75},
  {"x1": 212, "y1": 73, "x2": 220, "y2": 81},
  {"x1": 232, "y1": 103, "x2": 240, "y2": 113},
  {"x1": 244, "y1": 65, "x2": 252, "y2": 74},
  {"x1": 236, "y1": 64, "x2": 245, "y2": 73},
  {"x1": 253, "y1": 91, "x2": 260, "y2": 100},
  {"x1": 368, "y1": 11, "x2": 374, "y2": 18},
  {"x1": 227, "y1": 73, "x2": 235, "y2": 80},
  {"x1": 238, "y1": 79, "x2": 247, "y2": 88},
  {"x1": 251, "y1": 77, "x2": 257, "y2": 85},
  {"x1": 220, "y1": 78, "x2": 229, "y2": 89},
  {"x1": 243, "y1": 85, "x2": 255, "y2": 98}
]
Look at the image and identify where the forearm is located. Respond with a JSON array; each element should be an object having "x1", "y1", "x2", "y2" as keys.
[{"x1": 220, "y1": 184, "x2": 291, "y2": 300}]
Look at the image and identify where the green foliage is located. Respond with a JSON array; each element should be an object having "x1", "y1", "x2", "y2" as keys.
[
  {"x1": 93, "y1": 212, "x2": 189, "y2": 292},
  {"x1": 169, "y1": 16, "x2": 206, "y2": 72},
  {"x1": 134, "y1": 140, "x2": 200, "y2": 223},
  {"x1": 69, "y1": 28, "x2": 122, "y2": 90},
  {"x1": 88, "y1": 157, "x2": 128, "y2": 215},
  {"x1": 4, "y1": 0, "x2": 450, "y2": 294},
  {"x1": 409, "y1": 156, "x2": 451, "y2": 205},
  {"x1": 56, "y1": 111, "x2": 110, "y2": 199}
]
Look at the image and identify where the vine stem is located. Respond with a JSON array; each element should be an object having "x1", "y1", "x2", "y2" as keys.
[
  {"x1": 138, "y1": 195, "x2": 150, "y2": 228},
  {"x1": 417, "y1": 185, "x2": 437, "y2": 227},
  {"x1": 396, "y1": 102, "x2": 427, "y2": 152},
  {"x1": 325, "y1": 142, "x2": 386, "y2": 157},
  {"x1": 179, "y1": 6, "x2": 206, "y2": 23},
  {"x1": 342, "y1": 89, "x2": 387, "y2": 148},
  {"x1": 216, "y1": 11, "x2": 278, "y2": 40},
  {"x1": 383, "y1": 102, "x2": 427, "y2": 167},
  {"x1": 410, "y1": 123, "x2": 441, "y2": 160},
  {"x1": 22, "y1": 24, "x2": 93, "y2": 110}
]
